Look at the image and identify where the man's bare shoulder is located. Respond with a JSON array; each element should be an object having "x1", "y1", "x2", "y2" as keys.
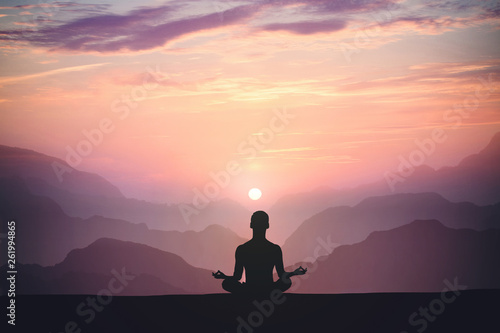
[
  {"x1": 237, "y1": 239, "x2": 281, "y2": 250},
  {"x1": 235, "y1": 241, "x2": 251, "y2": 253},
  {"x1": 272, "y1": 242, "x2": 282, "y2": 253},
  {"x1": 237, "y1": 240, "x2": 252, "y2": 248}
]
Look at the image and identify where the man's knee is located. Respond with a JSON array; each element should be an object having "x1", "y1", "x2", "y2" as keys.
[
  {"x1": 222, "y1": 278, "x2": 240, "y2": 293},
  {"x1": 221, "y1": 278, "x2": 232, "y2": 291},
  {"x1": 276, "y1": 278, "x2": 292, "y2": 292}
]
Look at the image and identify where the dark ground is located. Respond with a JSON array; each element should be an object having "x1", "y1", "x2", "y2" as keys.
[{"x1": 3, "y1": 290, "x2": 499, "y2": 332}]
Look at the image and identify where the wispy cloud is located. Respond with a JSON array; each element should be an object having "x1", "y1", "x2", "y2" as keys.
[
  {"x1": 259, "y1": 19, "x2": 347, "y2": 35},
  {"x1": 0, "y1": 3, "x2": 77, "y2": 10},
  {"x1": 2, "y1": 0, "x2": 495, "y2": 55},
  {"x1": 261, "y1": 147, "x2": 320, "y2": 153},
  {"x1": 0, "y1": 4, "x2": 262, "y2": 53},
  {"x1": 0, "y1": 63, "x2": 110, "y2": 85},
  {"x1": 336, "y1": 60, "x2": 500, "y2": 96}
]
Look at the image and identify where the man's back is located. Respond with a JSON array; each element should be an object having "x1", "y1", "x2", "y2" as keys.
[{"x1": 236, "y1": 238, "x2": 282, "y2": 287}]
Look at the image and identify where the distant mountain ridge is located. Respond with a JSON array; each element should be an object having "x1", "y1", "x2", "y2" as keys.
[
  {"x1": 392, "y1": 131, "x2": 500, "y2": 204},
  {"x1": 1, "y1": 131, "x2": 498, "y2": 242},
  {"x1": 12, "y1": 221, "x2": 500, "y2": 295},
  {"x1": 1, "y1": 133, "x2": 499, "y2": 296},
  {"x1": 268, "y1": 131, "x2": 500, "y2": 243},
  {"x1": 295, "y1": 220, "x2": 500, "y2": 293},
  {"x1": 0, "y1": 144, "x2": 252, "y2": 236},
  {"x1": 0, "y1": 177, "x2": 245, "y2": 272},
  {"x1": 10, "y1": 238, "x2": 222, "y2": 295},
  {"x1": 0, "y1": 145, "x2": 123, "y2": 198},
  {"x1": 282, "y1": 192, "x2": 500, "y2": 266}
]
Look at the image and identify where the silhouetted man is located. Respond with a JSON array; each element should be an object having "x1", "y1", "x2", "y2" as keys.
[{"x1": 213, "y1": 211, "x2": 306, "y2": 294}]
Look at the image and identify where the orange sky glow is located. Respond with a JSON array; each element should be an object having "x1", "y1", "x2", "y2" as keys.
[{"x1": 1, "y1": 0, "x2": 499, "y2": 208}]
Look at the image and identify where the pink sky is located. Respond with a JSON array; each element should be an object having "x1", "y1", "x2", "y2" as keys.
[{"x1": 0, "y1": 0, "x2": 499, "y2": 207}]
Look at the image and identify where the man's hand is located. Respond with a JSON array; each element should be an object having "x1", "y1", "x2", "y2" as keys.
[
  {"x1": 292, "y1": 266, "x2": 307, "y2": 276},
  {"x1": 212, "y1": 270, "x2": 228, "y2": 279},
  {"x1": 281, "y1": 266, "x2": 307, "y2": 282}
]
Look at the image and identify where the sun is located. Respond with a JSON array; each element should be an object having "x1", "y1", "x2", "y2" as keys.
[{"x1": 248, "y1": 188, "x2": 262, "y2": 200}]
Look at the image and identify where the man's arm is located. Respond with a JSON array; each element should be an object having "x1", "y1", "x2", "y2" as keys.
[
  {"x1": 212, "y1": 246, "x2": 243, "y2": 280},
  {"x1": 276, "y1": 245, "x2": 307, "y2": 281},
  {"x1": 275, "y1": 246, "x2": 286, "y2": 278},
  {"x1": 232, "y1": 245, "x2": 243, "y2": 280}
]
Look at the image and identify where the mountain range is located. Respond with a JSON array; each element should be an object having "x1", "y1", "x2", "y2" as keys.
[
  {"x1": 292, "y1": 220, "x2": 500, "y2": 293},
  {"x1": 0, "y1": 144, "x2": 252, "y2": 235},
  {"x1": 393, "y1": 131, "x2": 500, "y2": 204},
  {"x1": 11, "y1": 219, "x2": 499, "y2": 295},
  {"x1": 282, "y1": 192, "x2": 500, "y2": 265},
  {"x1": 1, "y1": 131, "x2": 499, "y2": 295},
  {"x1": 0, "y1": 145, "x2": 123, "y2": 198},
  {"x1": 0, "y1": 177, "x2": 245, "y2": 272},
  {"x1": 9, "y1": 238, "x2": 221, "y2": 295},
  {"x1": 267, "y1": 131, "x2": 500, "y2": 243}
]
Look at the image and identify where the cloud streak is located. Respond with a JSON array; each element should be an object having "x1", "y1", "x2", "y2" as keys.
[
  {"x1": 0, "y1": 63, "x2": 110, "y2": 85},
  {"x1": 1, "y1": 0, "x2": 497, "y2": 54},
  {"x1": 260, "y1": 19, "x2": 347, "y2": 35},
  {"x1": 0, "y1": 2, "x2": 78, "y2": 10},
  {"x1": 0, "y1": 4, "x2": 261, "y2": 53}
]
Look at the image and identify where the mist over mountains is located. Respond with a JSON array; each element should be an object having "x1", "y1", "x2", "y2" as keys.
[
  {"x1": 1, "y1": 131, "x2": 499, "y2": 295},
  {"x1": 0, "y1": 177, "x2": 245, "y2": 272},
  {"x1": 389, "y1": 131, "x2": 500, "y2": 205},
  {"x1": 293, "y1": 220, "x2": 500, "y2": 293},
  {"x1": 0, "y1": 144, "x2": 252, "y2": 235},
  {"x1": 282, "y1": 192, "x2": 500, "y2": 265},
  {"x1": 267, "y1": 131, "x2": 500, "y2": 243},
  {"x1": 0, "y1": 145, "x2": 123, "y2": 198},
  {"x1": 10, "y1": 238, "x2": 221, "y2": 295},
  {"x1": 9, "y1": 220, "x2": 499, "y2": 295}
]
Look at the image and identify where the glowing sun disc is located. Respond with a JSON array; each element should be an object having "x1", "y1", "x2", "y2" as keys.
[{"x1": 248, "y1": 188, "x2": 262, "y2": 200}]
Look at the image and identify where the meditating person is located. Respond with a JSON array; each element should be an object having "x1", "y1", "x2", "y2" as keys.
[{"x1": 212, "y1": 210, "x2": 306, "y2": 295}]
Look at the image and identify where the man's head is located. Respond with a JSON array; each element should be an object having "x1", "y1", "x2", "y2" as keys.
[{"x1": 250, "y1": 211, "x2": 269, "y2": 230}]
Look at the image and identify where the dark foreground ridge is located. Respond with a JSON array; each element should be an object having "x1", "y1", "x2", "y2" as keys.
[{"x1": 4, "y1": 290, "x2": 499, "y2": 332}]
